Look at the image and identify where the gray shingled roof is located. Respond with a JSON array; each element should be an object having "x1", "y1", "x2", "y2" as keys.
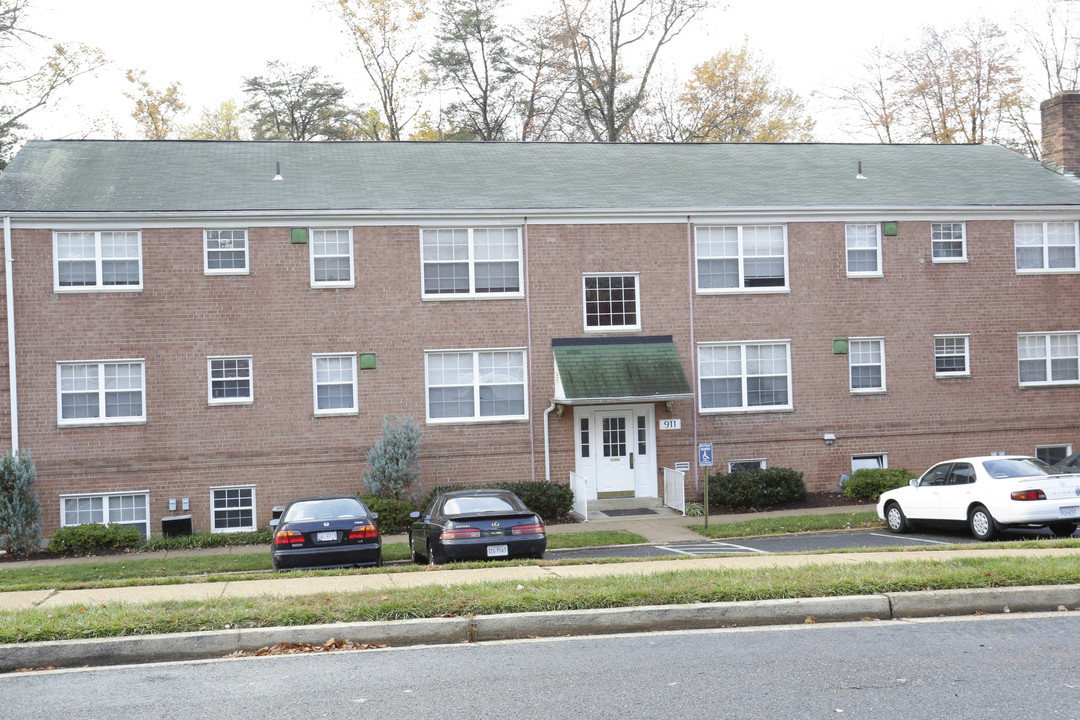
[{"x1": 2, "y1": 139, "x2": 1080, "y2": 213}]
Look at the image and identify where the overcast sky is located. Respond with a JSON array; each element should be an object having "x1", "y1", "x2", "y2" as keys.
[{"x1": 20, "y1": 0, "x2": 1044, "y2": 142}]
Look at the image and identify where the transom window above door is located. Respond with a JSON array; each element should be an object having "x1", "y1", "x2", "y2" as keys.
[
  {"x1": 583, "y1": 273, "x2": 640, "y2": 330},
  {"x1": 421, "y1": 228, "x2": 522, "y2": 298}
]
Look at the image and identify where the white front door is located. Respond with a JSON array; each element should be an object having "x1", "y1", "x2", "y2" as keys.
[{"x1": 596, "y1": 411, "x2": 634, "y2": 495}]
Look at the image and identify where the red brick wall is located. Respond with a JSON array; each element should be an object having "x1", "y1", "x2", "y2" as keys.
[{"x1": 4, "y1": 216, "x2": 1080, "y2": 535}]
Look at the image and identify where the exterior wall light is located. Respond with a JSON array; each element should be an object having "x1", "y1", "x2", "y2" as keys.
[{"x1": 823, "y1": 433, "x2": 837, "y2": 446}]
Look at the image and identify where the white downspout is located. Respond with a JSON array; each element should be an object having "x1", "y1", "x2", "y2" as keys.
[
  {"x1": 543, "y1": 401, "x2": 556, "y2": 482},
  {"x1": 4, "y1": 216, "x2": 17, "y2": 452}
]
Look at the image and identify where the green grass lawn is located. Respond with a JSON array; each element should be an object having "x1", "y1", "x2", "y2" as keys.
[
  {"x1": 0, "y1": 529, "x2": 648, "y2": 592},
  {"x1": 692, "y1": 511, "x2": 883, "y2": 538}
]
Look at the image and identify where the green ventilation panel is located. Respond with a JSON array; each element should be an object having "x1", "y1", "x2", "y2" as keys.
[
  {"x1": 833, "y1": 339, "x2": 849, "y2": 355},
  {"x1": 882, "y1": 221, "x2": 898, "y2": 236},
  {"x1": 290, "y1": 228, "x2": 308, "y2": 244},
  {"x1": 359, "y1": 353, "x2": 377, "y2": 370}
]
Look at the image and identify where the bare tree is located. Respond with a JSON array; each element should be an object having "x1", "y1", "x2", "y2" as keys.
[
  {"x1": 832, "y1": 46, "x2": 904, "y2": 144},
  {"x1": 332, "y1": 0, "x2": 429, "y2": 141},
  {"x1": 557, "y1": 0, "x2": 713, "y2": 142},
  {"x1": 508, "y1": 13, "x2": 576, "y2": 141},
  {"x1": 1021, "y1": 0, "x2": 1080, "y2": 96}
]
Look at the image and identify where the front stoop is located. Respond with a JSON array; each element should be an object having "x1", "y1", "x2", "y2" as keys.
[{"x1": 576, "y1": 497, "x2": 683, "y2": 521}]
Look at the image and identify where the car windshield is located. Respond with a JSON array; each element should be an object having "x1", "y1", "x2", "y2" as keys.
[
  {"x1": 443, "y1": 496, "x2": 522, "y2": 515},
  {"x1": 284, "y1": 498, "x2": 367, "y2": 522},
  {"x1": 981, "y1": 458, "x2": 1057, "y2": 479}
]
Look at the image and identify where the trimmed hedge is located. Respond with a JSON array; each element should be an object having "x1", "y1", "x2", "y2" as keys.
[
  {"x1": 419, "y1": 481, "x2": 574, "y2": 524},
  {"x1": 141, "y1": 529, "x2": 273, "y2": 551},
  {"x1": 842, "y1": 467, "x2": 913, "y2": 501},
  {"x1": 361, "y1": 495, "x2": 416, "y2": 535},
  {"x1": 707, "y1": 467, "x2": 807, "y2": 511},
  {"x1": 47, "y1": 523, "x2": 143, "y2": 553}
]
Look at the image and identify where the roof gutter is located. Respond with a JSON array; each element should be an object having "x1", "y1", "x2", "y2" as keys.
[{"x1": 4, "y1": 215, "x2": 17, "y2": 452}]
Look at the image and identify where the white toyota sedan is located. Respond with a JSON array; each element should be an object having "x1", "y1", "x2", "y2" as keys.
[{"x1": 876, "y1": 456, "x2": 1080, "y2": 541}]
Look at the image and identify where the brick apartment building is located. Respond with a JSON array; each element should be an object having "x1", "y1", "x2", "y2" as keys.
[{"x1": 3, "y1": 94, "x2": 1080, "y2": 538}]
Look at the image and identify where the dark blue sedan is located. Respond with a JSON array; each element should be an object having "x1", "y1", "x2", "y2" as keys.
[
  {"x1": 270, "y1": 495, "x2": 381, "y2": 571},
  {"x1": 408, "y1": 489, "x2": 546, "y2": 565}
]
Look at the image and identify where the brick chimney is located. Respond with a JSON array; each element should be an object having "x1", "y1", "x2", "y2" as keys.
[{"x1": 1041, "y1": 91, "x2": 1080, "y2": 172}]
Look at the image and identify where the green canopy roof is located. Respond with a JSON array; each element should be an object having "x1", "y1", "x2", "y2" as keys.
[{"x1": 552, "y1": 336, "x2": 693, "y2": 405}]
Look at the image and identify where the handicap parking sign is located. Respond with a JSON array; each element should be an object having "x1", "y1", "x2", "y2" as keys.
[{"x1": 698, "y1": 443, "x2": 713, "y2": 467}]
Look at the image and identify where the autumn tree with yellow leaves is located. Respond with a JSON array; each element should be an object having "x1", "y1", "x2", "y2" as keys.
[{"x1": 124, "y1": 69, "x2": 187, "y2": 140}]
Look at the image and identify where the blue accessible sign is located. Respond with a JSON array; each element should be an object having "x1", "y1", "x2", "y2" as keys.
[{"x1": 698, "y1": 443, "x2": 713, "y2": 467}]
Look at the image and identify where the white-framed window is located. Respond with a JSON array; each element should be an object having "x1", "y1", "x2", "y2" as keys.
[
  {"x1": 207, "y1": 356, "x2": 252, "y2": 405},
  {"x1": 698, "y1": 341, "x2": 792, "y2": 413},
  {"x1": 849, "y1": 338, "x2": 886, "y2": 393},
  {"x1": 312, "y1": 353, "x2": 358, "y2": 415},
  {"x1": 695, "y1": 225, "x2": 788, "y2": 292},
  {"x1": 934, "y1": 335, "x2": 970, "y2": 377},
  {"x1": 845, "y1": 224, "x2": 882, "y2": 277},
  {"x1": 57, "y1": 360, "x2": 145, "y2": 425},
  {"x1": 211, "y1": 485, "x2": 256, "y2": 533},
  {"x1": 1015, "y1": 221, "x2": 1080, "y2": 273},
  {"x1": 61, "y1": 491, "x2": 150, "y2": 539},
  {"x1": 931, "y1": 223, "x2": 967, "y2": 262},
  {"x1": 852, "y1": 454, "x2": 888, "y2": 471},
  {"x1": 1036, "y1": 444, "x2": 1072, "y2": 466},
  {"x1": 204, "y1": 229, "x2": 249, "y2": 275},
  {"x1": 1018, "y1": 332, "x2": 1080, "y2": 386},
  {"x1": 54, "y1": 230, "x2": 142, "y2": 291},
  {"x1": 583, "y1": 273, "x2": 640, "y2": 330},
  {"x1": 310, "y1": 228, "x2": 354, "y2": 287},
  {"x1": 420, "y1": 227, "x2": 522, "y2": 298},
  {"x1": 425, "y1": 349, "x2": 528, "y2": 423},
  {"x1": 728, "y1": 458, "x2": 766, "y2": 472}
]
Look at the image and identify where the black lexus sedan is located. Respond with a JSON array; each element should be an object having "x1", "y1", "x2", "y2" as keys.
[
  {"x1": 270, "y1": 495, "x2": 382, "y2": 571},
  {"x1": 408, "y1": 489, "x2": 546, "y2": 565}
]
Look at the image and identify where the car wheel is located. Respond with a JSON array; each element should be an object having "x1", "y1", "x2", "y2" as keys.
[
  {"x1": 885, "y1": 502, "x2": 910, "y2": 534},
  {"x1": 969, "y1": 504, "x2": 997, "y2": 541},
  {"x1": 1048, "y1": 521, "x2": 1078, "y2": 538},
  {"x1": 427, "y1": 542, "x2": 444, "y2": 566},
  {"x1": 410, "y1": 540, "x2": 425, "y2": 564},
  {"x1": 375, "y1": 550, "x2": 383, "y2": 568}
]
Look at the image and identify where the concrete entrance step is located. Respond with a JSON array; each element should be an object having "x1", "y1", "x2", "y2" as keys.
[{"x1": 584, "y1": 497, "x2": 682, "y2": 521}]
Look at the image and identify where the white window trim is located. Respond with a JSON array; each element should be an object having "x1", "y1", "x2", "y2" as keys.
[
  {"x1": 207, "y1": 355, "x2": 254, "y2": 406},
  {"x1": 424, "y1": 347, "x2": 529, "y2": 424},
  {"x1": 845, "y1": 224, "x2": 883, "y2": 278},
  {"x1": 849, "y1": 337, "x2": 886, "y2": 394},
  {"x1": 309, "y1": 228, "x2": 355, "y2": 289},
  {"x1": 934, "y1": 334, "x2": 970, "y2": 378},
  {"x1": 697, "y1": 340, "x2": 794, "y2": 414},
  {"x1": 53, "y1": 230, "x2": 144, "y2": 293},
  {"x1": 419, "y1": 227, "x2": 524, "y2": 300},
  {"x1": 203, "y1": 229, "x2": 250, "y2": 276},
  {"x1": 930, "y1": 222, "x2": 967, "y2": 263},
  {"x1": 1014, "y1": 221, "x2": 1080, "y2": 275},
  {"x1": 1017, "y1": 331, "x2": 1080, "y2": 387},
  {"x1": 312, "y1": 352, "x2": 358, "y2": 416},
  {"x1": 210, "y1": 484, "x2": 257, "y2": 533},
  {"x1": 694, "y1": 224, "x2": 790, "y2": 295},
  {"x1": 851, "y1": 453, "x2": 888, "y2": 471},
  {"x1": 582, "y1": 272, "x2": 642, "y2": 333},
  {"x1": 57, "y1": 358, "x2": 146, "y2": 426},
  {"x1": 59, "y1": 490, "x2": 150, "y2": 538},
  {"x1": 728, "y1": 458, "x2": 767, "y2": 472}
]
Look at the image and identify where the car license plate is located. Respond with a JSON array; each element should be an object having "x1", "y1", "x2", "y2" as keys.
[
  {"x1": 1060, "y1": 506, "x2": 1079, "y2": 519},
  {"x1": 486, "y1": 544, "x2": 508, "y2": 557},
  {"x1": 316, "y1": 531, "x2": 337, "y2": 542}
]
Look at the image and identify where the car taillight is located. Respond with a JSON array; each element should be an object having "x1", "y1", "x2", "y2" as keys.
[
  {"x1": 274, "y1": 530, "x2": 304, "y2": 545},
  {"x1": 442, "y1": 527, "x2": 481, "y2": 539},
  {"x1": 1011, "y1": 489, "x2": 1047, "y2": 501},
  {"x1": 348, "y1": 524, "x2": 378, "y2": 540},
  {"x1": 512, "y1": 523, "x2": 545, "y2": 536}
]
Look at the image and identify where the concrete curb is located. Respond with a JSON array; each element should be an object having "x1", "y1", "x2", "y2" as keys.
[{"x1": 3, "y1": 585, "x2": 1078, "y2": 673}]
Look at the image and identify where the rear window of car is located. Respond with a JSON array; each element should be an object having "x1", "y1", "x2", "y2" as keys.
[
  {"x1": 284, "y1": 498, "x2": 368, "y2": 522},
  {"x1": 981, "y1": 458, "x2": 1056, "y2": 479},
  {"x1": 443, "y1": 496, "x2": 522, "y2": 515}
]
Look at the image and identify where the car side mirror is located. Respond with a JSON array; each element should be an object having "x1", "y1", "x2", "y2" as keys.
[
  {"x1": 409, "y1": 511, "x2": 421, "y2": 519},
  {"x1": 371, "y1": 512, "x2": 379, "y2": 520},
  {"x1": 909, "y1": 478, "x2": 919, "y2": 487},
  {"x1": 269, "y1": 518, "x2": 279, "y2": 528}
]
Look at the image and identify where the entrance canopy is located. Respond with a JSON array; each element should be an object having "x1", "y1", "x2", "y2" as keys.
[{"x1": 552, "y1": 336, "x2": 693, "y2": 405}]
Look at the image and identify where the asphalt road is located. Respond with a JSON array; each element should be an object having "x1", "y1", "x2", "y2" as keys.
[
  {"x1": 5, "y1": 613, "x2": 1079, "y2": 719},
  {"x1": 551, "y1": 525, "x2": 1070, "y2": 560}
]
